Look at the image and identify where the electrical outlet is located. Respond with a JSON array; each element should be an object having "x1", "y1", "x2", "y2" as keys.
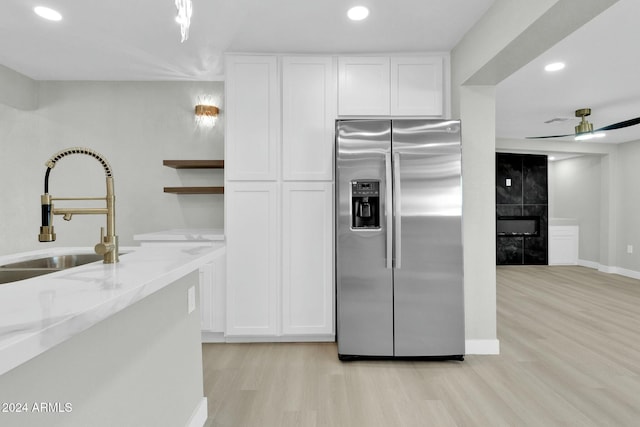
[
  {"x1": 627, "y1": 245, "x2": 633, "y2": 254},
  {"x1": 188, "y1": 286, "x2": 196, "y2": 314}
]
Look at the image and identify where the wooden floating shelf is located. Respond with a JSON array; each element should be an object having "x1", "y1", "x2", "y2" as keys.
[
  {"x1": 162, "y1": 160, "x2": 224, "y2": 195},
  {"x1": 164, "y1": 186, "x2": 224, "y2": 195},
  {"x1": 162, "y1": 160, "x2": 224, "y2": 169}
]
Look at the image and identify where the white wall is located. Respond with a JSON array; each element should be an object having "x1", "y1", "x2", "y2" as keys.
[
  {"x1": 0, "y1": 64, "x2": 38, "y2": 110},
  {"x1": 615, "y1": 140, "x2": 640, "y2": 271},
  {"x1": 0, "y1": 81, "x2": 224, "y2": 256},
  {"x1": 452, "y1": 0, "x2": 617, "y2": 353},
  {"x1": 549, "y1": 155, "x2": 602, "y2": 263}
]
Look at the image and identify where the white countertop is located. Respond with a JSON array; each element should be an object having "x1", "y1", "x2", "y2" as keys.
[
  {"x1": 133, "y1": 228, "x2": 225, "y2": 242},
  {"x1": 0, "y1": 244, "x2": 224, "y2": 376},
  {"x1": 549, "y1": 218, "x2": 579, "y2": 226}
]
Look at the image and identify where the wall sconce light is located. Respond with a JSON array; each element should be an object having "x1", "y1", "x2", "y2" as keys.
[{"x1": 195, "y1": 104, "x2": 219, "y2": 127}]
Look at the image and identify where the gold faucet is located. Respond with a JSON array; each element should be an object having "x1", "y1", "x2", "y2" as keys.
[{"x1": 38, "y1": 147, "x2": 119, "y2": 264}]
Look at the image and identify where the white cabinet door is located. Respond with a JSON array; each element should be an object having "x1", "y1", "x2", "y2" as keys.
[
  {"x1": 225, "y1": 55, "x2": 279, "y2": 181},
  {"x1": 549, "y1": 225, "x2": 579, "y2": 265},
  {"x1": 225, "y1": 182, "x2": 279, "y2": 336},
  {"x1": 282, "y1": 182, "x2": 334, "y2": 335},
  {"x1": 200, "y1": 251, "x2": 226, "y2": 332},
  {"x1": 282, "y1": 56, "x2": 336, "y2": 181},
  {"x1": 338, "y1": 57, "x2": 390, "y2": 116},
  {"x1": 390, "y1": 56, "x2": 444, "y2": 116}
]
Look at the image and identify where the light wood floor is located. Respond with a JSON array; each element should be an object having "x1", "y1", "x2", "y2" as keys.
[{"x1": 202, "y1": 266, "x2": 640, "y2": 426}]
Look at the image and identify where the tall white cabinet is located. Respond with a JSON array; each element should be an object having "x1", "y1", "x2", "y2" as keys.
[
  {"x1": 225, "y1": 53, "x2": 448, "y2": 342},
  {"x1": 225, "y1": 56, "x2": 279, "y2": 181},
  {"x1": 225, "y1": 182, "x2": 279, "y2": 336},
  {"x1": 282, "y1": 56, "x2": 335, "y2": 181},
  {"x1": 225, "y1": 55, "x2": 335, "y2": 340}
]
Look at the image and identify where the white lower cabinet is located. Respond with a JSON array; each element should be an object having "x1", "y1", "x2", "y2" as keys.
[
  {"x1": 549, "y1": 225, "x2": 579, "y2": 265},
  {"x1": 225, "y1": 181, "x2": 334, "y2": 340},
  {"x1": 225, "y1": 182, "x2": 279, "y2": 336},
  {"x1": 282, "y1": 182, "x2": 334, "y2": 336},
  {"x1": 199, "y1": 253, "x2": 226, "y2": 334},
  {"x1": 132, "y1": 237, "x2": 226, "y2": 339}
]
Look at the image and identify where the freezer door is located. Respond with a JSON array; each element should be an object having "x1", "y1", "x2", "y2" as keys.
[
  {"x1": 392, "y1": 120, "x2": 465, "y2": 357},
  {"x1": 336, "y1": 120, "x2": 394, "y2": 357}
]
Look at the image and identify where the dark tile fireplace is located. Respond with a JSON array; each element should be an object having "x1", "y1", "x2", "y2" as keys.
[{"x1": 496, "y1": 153, "x2": 548, "y2": 265}]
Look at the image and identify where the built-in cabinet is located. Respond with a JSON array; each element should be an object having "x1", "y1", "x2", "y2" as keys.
[
  {"x1": 225, "y1": 55, "x2": 335, "y2": 340},
  {"x1": 282, "y1": 182, "x2": 333, "y2": 335},
  {"x1": 549, "y1": 225, "x2": 579, "y2": 265},
  {"x1": 282, "y1": 56, "x2": 336, "y2": 181},
  {"x1": 224, "y1": 52, "x2": 447, "y2": 341},
  {"x1": 225, "y1": 182, "x2": 279, "y2": 336},
  {"x1": 199, "y1": 251, "x2": 227, "y2": 334},
  {"x1": 338, "y1": 56, "x2": 445, "y2": 116},
  {"x1": 338, "y1": 57, "x2": 390, "y2": 116},
  {"x1": 225, "y1": 56, "x2": 279, "y2": 181}
]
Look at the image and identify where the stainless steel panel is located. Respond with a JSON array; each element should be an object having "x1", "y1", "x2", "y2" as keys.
[
  {"x1": 336, "y1": 119, "x2": 393, "y2": 356},
  {"x1": 392, "y1": 120, "x2": 465, "y2": 356}
]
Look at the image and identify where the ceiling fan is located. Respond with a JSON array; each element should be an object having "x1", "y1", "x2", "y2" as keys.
[{"x1": 526, "y1": 108, "x2": 640, "y2": 140}]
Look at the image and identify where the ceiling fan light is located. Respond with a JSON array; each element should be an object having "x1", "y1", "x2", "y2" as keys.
[{"x1": 575, "y1": 132, "x2": 605, "y2": 141}]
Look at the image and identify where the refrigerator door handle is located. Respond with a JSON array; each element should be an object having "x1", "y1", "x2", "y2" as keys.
[
  {"x1": 385, "y1": 152, "x2": 393, "y2": 269},
  {"x1": 393, "y1": 152, "x2": 402, "y2": 269}
]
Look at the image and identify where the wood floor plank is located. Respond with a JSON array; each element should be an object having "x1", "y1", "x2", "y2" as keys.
[{"x1": 202, "y1": 266, "x2": 640, "y2": 426}]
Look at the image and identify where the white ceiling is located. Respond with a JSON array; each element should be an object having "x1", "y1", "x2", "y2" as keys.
[
  {"x1": 2, "y1": 0, "x2": 638, "y2": 145},
  {"x1": 0, "y1": 0, "x2": 493, "y2": 80},
  {"x1": 496, "y1": 0, "x2": 640, "y2": 145}
]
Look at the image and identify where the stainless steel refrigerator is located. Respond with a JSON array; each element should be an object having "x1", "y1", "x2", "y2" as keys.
[{"x1": 336, "y1": 119, "x2": 464, "y2": 360}]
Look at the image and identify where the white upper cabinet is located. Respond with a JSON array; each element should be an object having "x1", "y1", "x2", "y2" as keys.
[
  {"x1": 338, "y1": 57, "x2": 390, "y2": 116},
  {"x1": 282, "y1": 56, "x2": 336, "y2": 181},
  {"x1": 225, "y1": 55, "x2": 279, "y2": 181},
  {"x1": 338, "y1": 55, "x2": 446, "y2": 117},
  {"x1": 390, "y1": 56, "x2": 443, "y2": 116}
]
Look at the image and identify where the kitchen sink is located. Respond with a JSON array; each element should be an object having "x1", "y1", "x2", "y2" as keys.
[
  {"x1": 0, "y1": 252, "x2": 128, "y2": 285},
  {"x1": 0, "y1": 253, "x2": 106, "y2": 270}
]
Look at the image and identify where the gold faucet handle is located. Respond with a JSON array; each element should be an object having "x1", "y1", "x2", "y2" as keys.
[{"x1": 94, "y1": 227, "x2": 115, "y2": 255}]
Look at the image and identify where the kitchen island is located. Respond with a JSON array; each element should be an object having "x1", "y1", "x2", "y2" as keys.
[{"x1": 0, "y1": 244, "x2": 223, "y2": 427}]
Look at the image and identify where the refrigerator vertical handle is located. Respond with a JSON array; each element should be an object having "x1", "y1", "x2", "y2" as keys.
[
  {"x1": 393, "y1": 152, "x2": 402, "y2": 269},
  {"x1": 385, "y1": 152, "x2": 393, "y2": 269}
]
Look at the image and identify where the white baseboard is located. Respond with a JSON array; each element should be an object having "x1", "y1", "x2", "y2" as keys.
[
  {"x1": 223, "y1": 334, "x2": 335, "y2": 343},
  {"x1": 201, "y1": 331, "x2": 225, "y2": 343},
  {"x1": 598, "y1": 264, "x2": 617, "y2": 274},
  {"x1": 465, "y1": 339, "x2": 500, "y2": 355},
  {"x1": 185, "y1": 398, "x2": 207, "y2": 427},
  {"x1": 578, "y1": 259, "x2": 640, "y2": 280},
  {"x1": 577, "y1": 259, "x2": 600, "y2": 269},
  {"x1": 205, "y1": 334, "x2": 498, "y2": 355}
]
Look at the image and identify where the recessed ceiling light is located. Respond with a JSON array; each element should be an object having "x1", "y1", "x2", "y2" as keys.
[
  {"x1": 544, "y1": 62, "x2": 565, "y2": 72},
  {"x1": 347, "y1": 6, "x2": 369, "y2": 21},
  {"x1": 34, "y1": 6, "x2": 62, "y2": 21}
]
